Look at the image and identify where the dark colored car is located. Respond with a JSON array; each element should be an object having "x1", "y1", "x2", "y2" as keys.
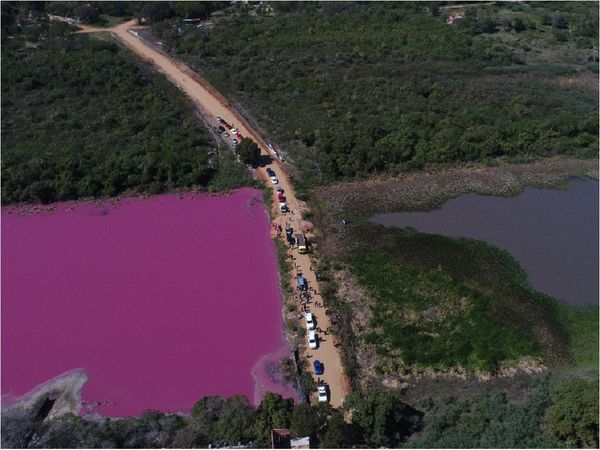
[{"x1": 313, "y1": 360, "x2": 324, "y2": 375}]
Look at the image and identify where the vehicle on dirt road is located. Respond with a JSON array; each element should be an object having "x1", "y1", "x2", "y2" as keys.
[
  {"x1": 295, "y1": 234, "x2": 308, "y2": 254},
  {"x1": 279, "y1": 202, "x2": 289, "y2": 213},
  {"x1": 305, "y1": 312, "x2": 315, "y2": 330},
  {"x1": 267, "y1": 168, "x2": 275, "y2": 177},
  {"x1": 308, "y1": 330, "x2": 318, "y2": 349},
  {"x1": 317, "y1": 384, "x2": 329, "y2": 402},
  {"x1": 314, "y1": 360, "x2": 324, "y2": 375},
  {"x1": 271, "y1": 177, "x2": 279, "y2": 184}
]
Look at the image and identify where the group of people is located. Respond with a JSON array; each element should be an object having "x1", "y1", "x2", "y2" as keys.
[{"x1": 273, "y1": 223, "x2": 283, "y2": 236}]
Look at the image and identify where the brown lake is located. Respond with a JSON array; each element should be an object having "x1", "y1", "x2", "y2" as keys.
[{"x1": 371, "y1": 178, "x2": 599, "y2": 306}]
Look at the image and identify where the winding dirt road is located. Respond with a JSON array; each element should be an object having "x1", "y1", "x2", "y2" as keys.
[{"x1": 58, "y1": 17, "x2": 350, "y2": 407}]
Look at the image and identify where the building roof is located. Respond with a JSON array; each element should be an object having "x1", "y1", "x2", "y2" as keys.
[{"x1": 291, "y1": 436, "x2": 310, "y2": 449}]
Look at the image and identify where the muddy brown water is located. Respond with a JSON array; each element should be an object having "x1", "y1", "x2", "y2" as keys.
[{"x1": 371, "y1": 178, "x2": 599, "y2": 306}]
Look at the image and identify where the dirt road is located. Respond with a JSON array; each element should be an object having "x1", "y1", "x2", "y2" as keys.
[{"x1": 62, "y1": 17, "x2": 350, "y2": 407}]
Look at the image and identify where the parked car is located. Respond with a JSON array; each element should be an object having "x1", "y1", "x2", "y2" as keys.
[
  {"x1": 305, "y1": 312, "x2": 315, "y2": 330},
  {"x1": 266, "y1": 168, "x2": 275, "y2": 177},
  {"x1": 307, "y1": 330, "x2": 318, "y2": 349},
  {"x1": 216, "y1": 115, "x2": 222, "y2": 122},
  {"x1": 317, "y1": 384, "x2": 329, "y2": 402},
  {"x1": 223, "y1": 131, "x2": 229, "y2": 137},
  {"x1": 231, "y1": 139, "x2": 239, "y2": 146},
  {"x1": 276, "y1": 187, "x2": 284, "y2": 194},
  {"x1": 236, "y1": 133, "x2": 243, "y2": 140},
  {"x1": 231, "y1": 128, "x2": 239, "y2": 134},
  {"x1": 271, "y1": 177, "x2": 279, "y2": 184},
  {"x1": 313, "y1": 360, "x2": 324, "y2": 375},
  {"x1": 279, "y1": 202, "x2": 289, "y2": 213},
  {"x1": 218, "y1": 125, "x2": 225, "y2": 132}
]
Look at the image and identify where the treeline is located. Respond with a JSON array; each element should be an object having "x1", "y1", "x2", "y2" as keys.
[
  {"x1": 3, "y1": 378, "x2": 597, "y2": 448},
  {"x1": 1, "y1": 4, "x2": 252, "y2": 205},
  {"x1": 4, "y1": 1, "x2": 228, "y2": 25},
  {"x1": 1, "y1": 391, "x2": 410, "y2": 449},
  {"x1": 152, "y1": 1, "x2": 598, "y2": 183}
]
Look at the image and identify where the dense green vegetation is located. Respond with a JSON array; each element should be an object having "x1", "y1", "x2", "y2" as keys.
[
  {"x1": 1, "y1": 393, "x2": 348, "y2": 448},
  {"x1": 5, "y1": 377, "x2": 596, "y2": 448},
  {"x1": 545, "y1": 378, "x2": 599, "y2": 447},
  {"x1": 408, "y1": 376, "x2": 560, "y2": 448},
  {"x1": 353, "y1": 252, "x2": 538, "y2": 372},
  {"x1": 40, "y1": 1, "x2": 226, "y2": 26},
  {"x1": 153, "y1": 1, "x2": 598, "y2": 183},
  {"x1": 1, "y1": 4, "x2": 252, "y2": 204},
  {"x1": 344, "y1": 224, "x2": 597, "y2": 373}
]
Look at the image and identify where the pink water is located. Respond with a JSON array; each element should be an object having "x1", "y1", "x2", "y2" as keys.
[{"x1": 2, "y1": 189, "x2": 298, "y2": 417}]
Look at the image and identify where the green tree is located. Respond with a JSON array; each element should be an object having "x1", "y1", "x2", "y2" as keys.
[
  {"x1": 347, "y1": 388, "x2": 421, "y2": 447},
  {"x1": 317, "y1": 410, "x2": 349, "y2": 448},
  {"x1": 290, "y1": 402, "x2": 329, "y2": 438},
  {"x1": 213, "y1": 396, "x2": 257, "y2": 445},
  {"x1": 253, "y1": 393, "x2": 294, "y2": 447},
  {"x1": 184, "y1": 396, "x2": 225, "y2": 446},
  {"x1": 237, "y1": 138, "x2": 261, "y2": 166},
  {"x1": 512, "y1": 18, "x2": 526, "y2": 33},
  {"x1": 73, "y1": 4, "x2": 99, "y2": 24},
  {"x1": 545, "y1": 379, "x2": 599, "y2": 447}
]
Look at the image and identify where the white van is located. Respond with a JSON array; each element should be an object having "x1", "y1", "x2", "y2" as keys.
[
  {"x1": 307, "y1": 330, "x2": 318, "y2": 349},
  {"x1": 305, "y1": 312, "x2": 315, "y2": 330}
]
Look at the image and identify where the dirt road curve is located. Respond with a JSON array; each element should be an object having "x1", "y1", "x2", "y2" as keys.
[{"x1": 57, "y1": 17, "x2": 350, "y2": 407}]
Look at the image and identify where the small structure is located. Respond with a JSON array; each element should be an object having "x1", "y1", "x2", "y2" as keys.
[
  {"x1": 291, "y1": 436, "x2": 311, "y2": 449},
  {"x1": 271, "y1": 429, "x2": 291, "y2": 449},
  {"x1": 271, "y1": 429, "x2": 310, "y2": 449}
]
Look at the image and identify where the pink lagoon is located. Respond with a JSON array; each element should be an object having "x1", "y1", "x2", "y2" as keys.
[{"x1": 2, "y1": 189, "x2": 298, "y2": 417}]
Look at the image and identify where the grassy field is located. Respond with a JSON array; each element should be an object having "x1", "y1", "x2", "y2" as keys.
[
  {"x1": 335, "y1": 224, "x2": 597, "y2": 376},
  {"x1": 152, "y1": 1, "x2": 598, "y2": 183},
  {"x1": 1, "y1": 8, "x2": 253, "y2": 205}
]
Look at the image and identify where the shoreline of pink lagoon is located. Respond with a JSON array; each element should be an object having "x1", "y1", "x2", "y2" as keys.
[{"x1": 2, "y1": 189, "x2": 299, "y2": 417}]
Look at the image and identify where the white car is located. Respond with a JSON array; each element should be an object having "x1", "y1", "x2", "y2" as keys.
[
  {"x1": 317, "y1": 384, "x2": 329, "y2": 403},
  {"x1": 305, "y1": 312, "x2": 315, "y2": 330},
  {"x1": 279, "y1": 202, "x2": 289, "y2": 213},
  {"x1": 307, "y1": 330, "x2": 318, "y2": 349},
  {"x1": 271, "y1": 177, "x2": 279, "y2": 184},
  {"x1": 231, "y1": 128, "x2": 239, "y2": 134}
]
